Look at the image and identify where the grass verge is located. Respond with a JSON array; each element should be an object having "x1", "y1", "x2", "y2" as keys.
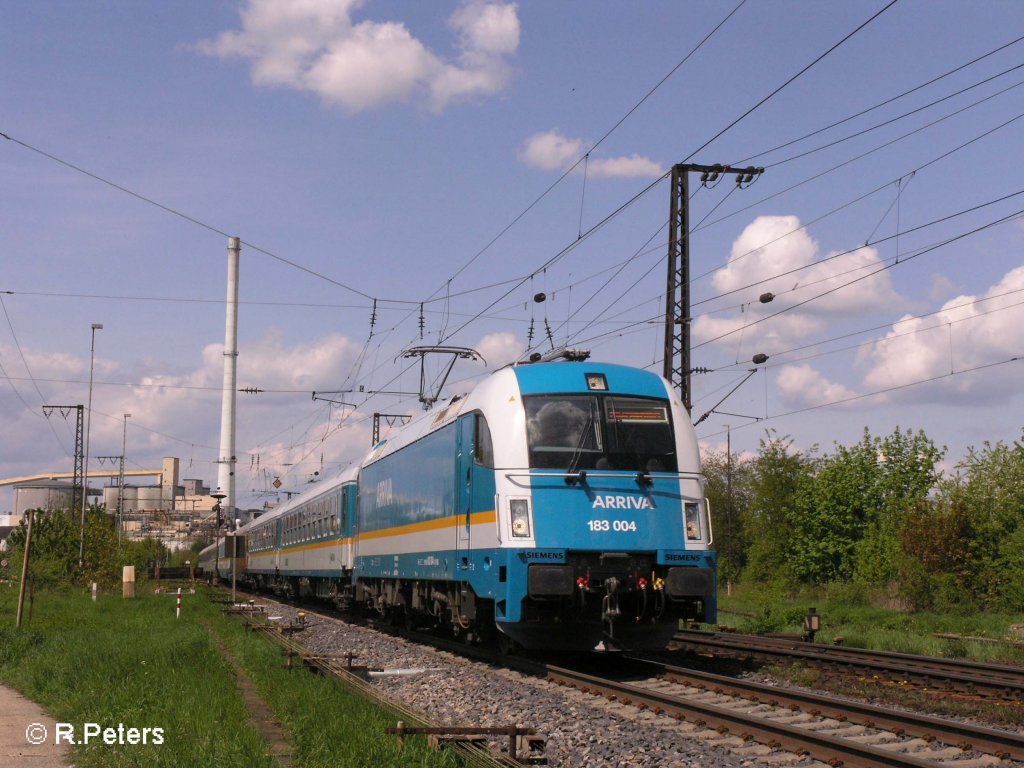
[
  {"x1": 717, "y1": 587, "x2": 1024, "y2": 664},
  {"x1": 715, "y1": 586, "x2": 1024, "y2": 727},
  {"x1": 0, "y1": 583, "x2": 461, "y2": 768}
]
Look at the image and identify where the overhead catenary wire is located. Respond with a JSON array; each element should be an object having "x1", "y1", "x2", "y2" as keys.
[
  {"x1": 697, "y1": 355, "x2": 1022, "y2": 440},
  {"x1": 709, "y1": 287, "x2": 1024, "y2": 373},
  {"x1": 0, "y1": 0, "x2": 901, "y2": 388},
  {"x1": 483, "y1": 0, "x2": 898, "y2": 357},
  {"x1": 694, "y1": 205, "x2": 1024, "y2": 351},
  {"x1": 9, "y1": 3, "x2": 1020, "y2": 506},
  {"x1": 733, "y1": 32, "x2": 1024, "y2": 165},
  {"x1": 558, "y1": 184, "x2": 1024, "y2": 352},
  {"x1": 693, "y1": 98, "x2": 1024, "y2": 249},
  {"x1": 314, "y1": 0, "x2": 755, "y2": 386},
  {"x1": 0, "y1": 294, "x2": 74, "y2": 456}
]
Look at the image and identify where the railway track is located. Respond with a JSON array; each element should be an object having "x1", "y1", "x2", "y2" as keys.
[
  {"x1": 671, "y1": 629, "x2": 1024, "y2": 699},
  {"x1": 400, "y1": 623, "x2": 1024, "y2": 766},
  {"x1": 220, "y1": 589, "x2": 1024, "y2": 767},
  {"x1": 523, "y1": 654, "x2": 1024, "y2": 768}
]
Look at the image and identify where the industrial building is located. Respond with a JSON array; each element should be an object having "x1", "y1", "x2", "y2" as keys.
[{"x1": 1, "y1": 457, "x2": 245, "y2": 550}]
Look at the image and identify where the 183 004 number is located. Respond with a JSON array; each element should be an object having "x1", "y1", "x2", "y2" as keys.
[{"x1": 587, "y1": 519, "x2": 638, "y2": 532}]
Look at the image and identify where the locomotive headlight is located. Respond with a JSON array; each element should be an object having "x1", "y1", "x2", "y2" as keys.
[
  {"x1": 509, "y1": 498, "x2": 532, "y2": 538},
  {"x1": 685, "y1": 502, "x2": 701, "y2": 540}
]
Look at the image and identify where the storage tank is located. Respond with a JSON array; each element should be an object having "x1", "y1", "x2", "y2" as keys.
[
  {"x1": 103, "y1": 487, "x2": 119, "y2": 512},
  {"x1": 103, "y1": 486, "x2": 137, "y2": 513},
  {"x1": 120, "y1": 486, "x2": 139, "y2": 510},
  {"x1": 136, "y1": 487, "x2": 163, "y2": 511},
  {"x1": 14, "y1": 480, "x2": 75, "y2": 516}
]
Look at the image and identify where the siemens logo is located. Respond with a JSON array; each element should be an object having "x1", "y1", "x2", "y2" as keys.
[
  {"x1": 592, "y1": 495, "x2": 653, "y2": 510},
  {"x1": 665, "y1": 553, "x2": 701, "y2": 562},
  {"x1": 522, "y1": 551, "x2": 565, "y2": 561}
]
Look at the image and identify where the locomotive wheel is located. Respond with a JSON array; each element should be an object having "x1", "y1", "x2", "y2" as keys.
[{"x1": 497, "y1": 633, "x2": 519, "y2": 656}]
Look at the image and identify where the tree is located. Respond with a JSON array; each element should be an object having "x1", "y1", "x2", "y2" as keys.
[
  {"x1": 7, "y1": 503, "x2": 172, "y2": 590},
  {"x1": 853, "y1": 427, "x2": 943, "y2": 586},
  {"x1": 936, "y1": 435, "x2": 1024, "y2": 608},
  {"x1": 6, "y1": 509, "x2": 80, "y2": 589},
  {"x1": 896, "y1": 490, "x2": 975, "y2": 610},
  {"x1": 704, "y1": 448, "x2": 754, "y2": 586},
  {"x1": 741, "y1": 431, "x2": 813, "y2": 586}
]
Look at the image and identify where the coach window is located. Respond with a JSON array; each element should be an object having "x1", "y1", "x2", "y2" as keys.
[{"x1": 474, "y1": 413, "x2": 494, "y2": 468}]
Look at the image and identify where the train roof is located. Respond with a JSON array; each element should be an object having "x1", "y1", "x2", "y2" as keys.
[
  {"x1": 511, "y1": 361, "x2": 672, "y2": 399},
  {"x1": 362, "y1": 360, "x2": 679, "y2": 467},
  {"x1": 237, "y1": 464, "x2": 359, "y2": 534}
]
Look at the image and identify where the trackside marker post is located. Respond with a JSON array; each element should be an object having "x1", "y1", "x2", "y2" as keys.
[
  {"x1": 91, "y1": 582, "x2": 97, "y2": 602},
  {"x1": 123, "y1": 565, "x2": 135, "y2": 599},
  {"x1": 176, "y1": 587, "x2": 181, "y2": 619}
]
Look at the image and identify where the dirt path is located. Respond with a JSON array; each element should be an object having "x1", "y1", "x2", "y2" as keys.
[{"x1": 204, "y1": 626, "x2": 294, "y2": 768}]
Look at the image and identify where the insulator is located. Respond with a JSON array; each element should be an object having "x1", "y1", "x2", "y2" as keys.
[
  {"x1": 527, "y1": 318, "x2": 535, "y2": 345},
  {"x1": 369, "y1": 298, "x2": 377, "y2": 329},
  {"x1": 418, "y1": 302, "x2": 425, "y2": 339},
  {"x1": 544, "y1": 318, "x2": 554, "y2": 347}
]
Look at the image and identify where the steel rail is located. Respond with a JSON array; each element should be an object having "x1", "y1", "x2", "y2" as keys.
[
  {"x1": 622, "y1": 655, "x2": 1024, "y2": 762},
  {"x1": 532, "y1": 661, "x2": 947, "y2": 768},
  {"x1": 673, "y1": 629, "x2": 1024, "y2": 697}
]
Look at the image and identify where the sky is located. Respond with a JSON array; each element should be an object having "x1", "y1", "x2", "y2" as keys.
[{"x1": 2, "y1": 0, "x2": 1023, "y2": 514}]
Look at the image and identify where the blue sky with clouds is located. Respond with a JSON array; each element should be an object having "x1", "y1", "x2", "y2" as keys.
[{"x1": 2, "y1": 0, "x2": 1023, "y2": 512}]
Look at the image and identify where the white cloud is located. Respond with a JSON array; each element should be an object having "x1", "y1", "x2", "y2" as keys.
[
  {"x1": 693, "y1": 215, "x2": 906, "y2": 351},
  {"x1": 590, "y1": 154, "x2": 664, "y2": 178},
  {"x1": 518, "y1": 130, "x2": 584, "y2": 171},
  {"x1": 861, "y1": 265, "x2": 1024, "y2": 403},
  {"x1": 196, "y1": 0, "x2": 519, "y2": 112},
  {"x1": 430, "y1": 0, "x2": 519, "y2": 109},
  {"x1": 928, "y1": 273, "x2": 956, "y2": 302},
  {"x1": 776, "y1": 364, "x2": 857, "y2": 408},
  {"x1": 474, "y1": 331, "x2": 524, "y2": 368},
  {"x1": 518, "y1": 130, "x2": 663, "y2": 178}
]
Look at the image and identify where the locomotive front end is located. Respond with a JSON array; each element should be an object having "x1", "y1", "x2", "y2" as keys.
[{"x1": 494, "y1": 363, "x2": 717, "y2": 651}]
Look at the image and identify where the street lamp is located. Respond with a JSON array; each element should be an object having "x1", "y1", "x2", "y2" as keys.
[{"x1": 79, "y1": 322, "x2": 103, "y2": 569}]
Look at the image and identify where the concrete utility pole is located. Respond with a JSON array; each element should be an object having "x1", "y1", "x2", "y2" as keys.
[
  {"x1": 217, "y1": 238, "x2": 240, "y2": 535},
  {"x1": 80, "y1": 323, "x2": 103, "y2": 568},
  {"x1": 119, "y1": 413, "x2": 131, "y2": 538},
  {"x1": 663, "y1": 164, "x2": 763, "y2": 413}
]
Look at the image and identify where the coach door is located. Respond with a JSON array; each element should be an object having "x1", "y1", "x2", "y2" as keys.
[{"x1": 456, "y1": 416, "x2": 473, "y2": 567}]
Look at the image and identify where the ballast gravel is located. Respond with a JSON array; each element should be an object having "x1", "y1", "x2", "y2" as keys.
[{"x1": 259, "y1": 603, "x2": 817, "y2": 768}]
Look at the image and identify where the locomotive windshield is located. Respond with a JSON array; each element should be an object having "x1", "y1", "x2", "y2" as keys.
[{"x1": 524, "y1": 394, "x2": 677, "y2": 472}]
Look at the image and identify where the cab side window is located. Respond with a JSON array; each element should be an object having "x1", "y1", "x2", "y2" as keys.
[{"x1": 474, "y1": 413, "x2": 494, "y2": 468}]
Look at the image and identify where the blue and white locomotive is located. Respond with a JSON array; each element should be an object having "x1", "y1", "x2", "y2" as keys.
[{"x1": 204, "y1": 358, "x2": 716, "y2": 652}]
